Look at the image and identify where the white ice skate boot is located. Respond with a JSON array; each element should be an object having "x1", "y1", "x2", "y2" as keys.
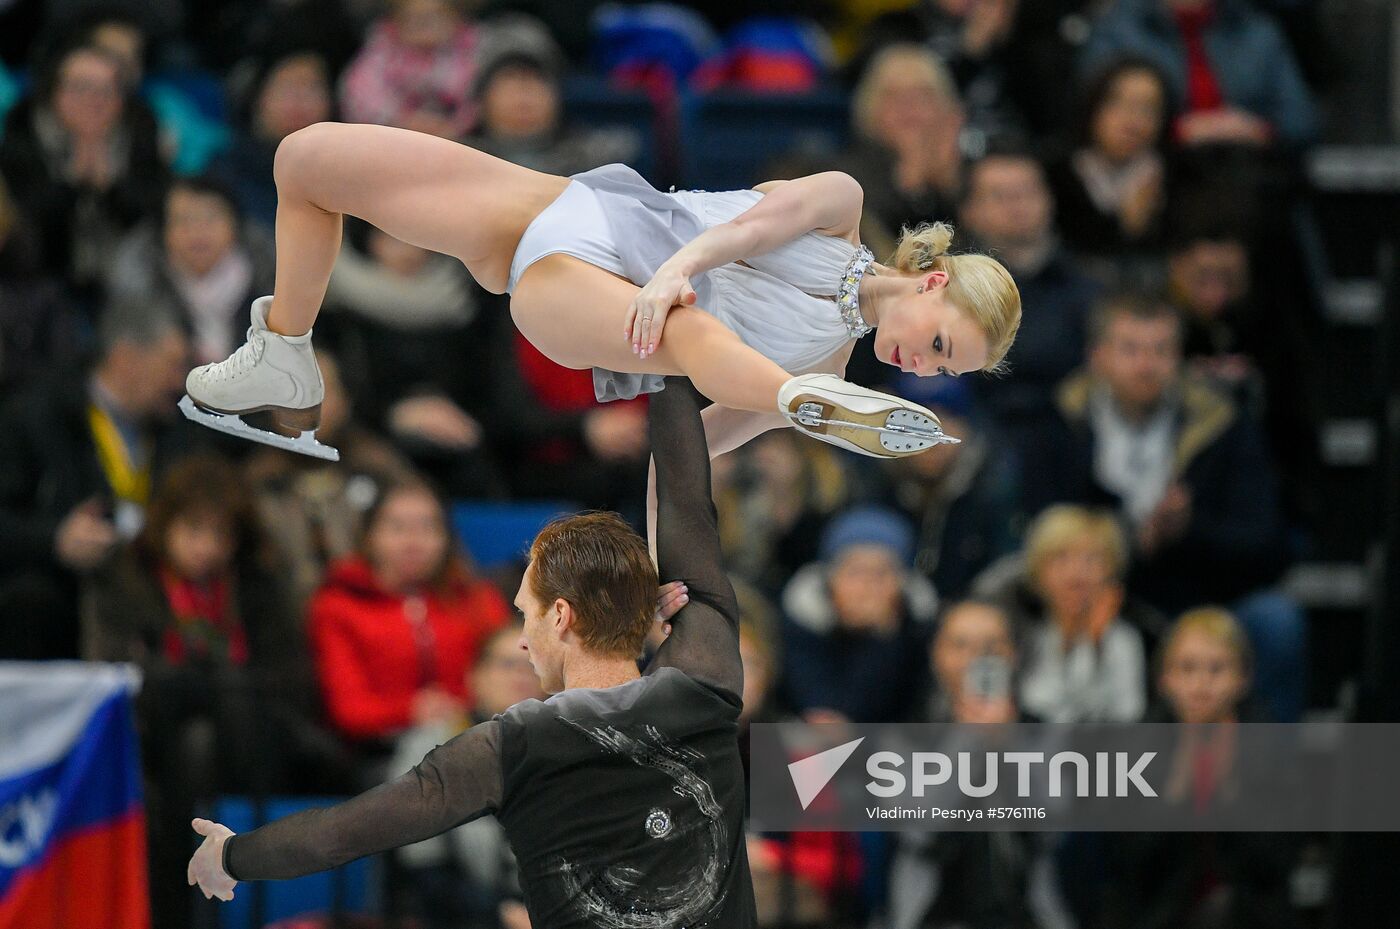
[
  {"x1": 180, "y1": 295, "x2": 339, "y2": 461},
  {"x1": 778, "y1": 373, "x2": 960, "y2": 458}
]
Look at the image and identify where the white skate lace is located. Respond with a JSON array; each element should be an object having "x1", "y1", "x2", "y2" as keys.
[{"x1": 204, "y1": 328, "x2": 266, "y2": 383}]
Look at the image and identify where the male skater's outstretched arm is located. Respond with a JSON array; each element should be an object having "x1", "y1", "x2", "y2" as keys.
[{"x1": 644, "y1": 376, "x2": 743, "y2": 703}]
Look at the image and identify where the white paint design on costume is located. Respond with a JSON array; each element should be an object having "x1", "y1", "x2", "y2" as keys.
[{"x1": 554, "y1": 719, "x2": 727, "y2": 929}]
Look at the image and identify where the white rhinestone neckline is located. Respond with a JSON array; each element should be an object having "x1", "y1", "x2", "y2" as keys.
[{"x1": 837, "y1": 245, "x2": 876, "y2": 339}]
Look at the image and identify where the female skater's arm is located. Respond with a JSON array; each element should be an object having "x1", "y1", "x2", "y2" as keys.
[
  {"x1": 192, "y1": 721, "x2": 503, "y2": 892},
  {"x1": 627, "y1": 171, "x2": 864, "y2": 356},
  {"x1": 644, "y1": 377, "x2": 743, "y2": 702}
]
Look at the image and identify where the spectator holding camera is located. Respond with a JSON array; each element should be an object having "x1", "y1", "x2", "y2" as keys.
[
  {"x1": 885, "y1": 599, "x2": 1075, "y2": 929},
  {"x1": 924, "y1": 598, "x2": 1020, "y2": 725}
]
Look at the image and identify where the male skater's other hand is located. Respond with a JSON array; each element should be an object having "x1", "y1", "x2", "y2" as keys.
[
  {"x1": 188, "y1": 818, "x2": 237, "y2": 902},
  {"x1": 627, "y1": 265, "x2": 696, "y2": 359}
]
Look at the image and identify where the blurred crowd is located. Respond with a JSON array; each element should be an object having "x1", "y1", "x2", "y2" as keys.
[{"x1": 0, "y1": 0, "x2": 1351, "y2": 927}]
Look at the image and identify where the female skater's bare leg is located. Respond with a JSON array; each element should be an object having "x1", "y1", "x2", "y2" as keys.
[{"x1": 261, "y1": 122, "x2": 566, "y2": 335}]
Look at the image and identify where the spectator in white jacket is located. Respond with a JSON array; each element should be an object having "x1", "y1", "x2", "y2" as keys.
[{"x1": 1016, "y1": 505, "x2": 1147, "y2": 723}]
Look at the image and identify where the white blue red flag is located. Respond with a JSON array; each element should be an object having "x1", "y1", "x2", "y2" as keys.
[{"x1": 0, "y1": 663, "x2": 148, "y2": 929}]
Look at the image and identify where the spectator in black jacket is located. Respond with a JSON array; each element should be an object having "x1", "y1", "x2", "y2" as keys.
[
  {"x1": 1022, "y1": 291, "x2": 1305, "y2": 721},
  {"x1": 1046, "y1": 55, "x2": 1174, "y2": 279},
  {"x1": 0, "y1": 297, "x2": 194, "y2": 659},
  {"x1": 0, "y1": 175, "x2": 87, "y2": 396},
  {"x1": 873, "y1": 373, "x2": 1021, "y2": 601},
  {"x1": 0, "y1": 40, "x2": 167, "y2": 307},
  {"x1": 958, "y1": 145, "x2": 1101, "y2": 443}
]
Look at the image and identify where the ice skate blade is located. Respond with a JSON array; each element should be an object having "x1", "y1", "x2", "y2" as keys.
[
  {"x1": 179, "y1": 395, "x2": 340, "y2": 462},
  {"x1": 784, "y1": 399, "x2": 960, "y2": 458}
]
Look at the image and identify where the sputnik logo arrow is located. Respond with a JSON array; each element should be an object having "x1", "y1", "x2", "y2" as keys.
[{"x1": 787, "y1": 738, "x2": 865, "y2": 810}]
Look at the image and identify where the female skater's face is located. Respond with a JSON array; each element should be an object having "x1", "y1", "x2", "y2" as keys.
[
  {"x1": 873, "y1": 279, "x2": 989, "y2": 379},
  {"x1": 366, "y1": 489, "x2": 449, "y2": 590}
]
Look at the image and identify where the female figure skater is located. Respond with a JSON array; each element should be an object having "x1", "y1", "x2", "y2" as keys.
[{"x1": 182, "y1": 122, "x2": 1021, "y2": 462}]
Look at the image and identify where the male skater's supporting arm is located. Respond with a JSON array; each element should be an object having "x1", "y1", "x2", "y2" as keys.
[
  {"x1": 188, "y1": 721, "x2": 504, "y2": 899},
  {"x1": 644, "y1": 376, "x2": 743, "y2": 703}
]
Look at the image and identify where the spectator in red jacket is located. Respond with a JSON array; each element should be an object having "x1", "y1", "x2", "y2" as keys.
[{"x1": 309, "y1": 478, "x2": 510, "y2": 779}]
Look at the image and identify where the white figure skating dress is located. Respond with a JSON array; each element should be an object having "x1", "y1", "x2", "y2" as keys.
[{"x1": 506, "y1": 163, "x2": 876, "y2": 402}]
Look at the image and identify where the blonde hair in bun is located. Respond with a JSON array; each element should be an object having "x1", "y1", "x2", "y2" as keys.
[{"x1": 891, "y1": 222, "x2": 1021, "y2": 374}]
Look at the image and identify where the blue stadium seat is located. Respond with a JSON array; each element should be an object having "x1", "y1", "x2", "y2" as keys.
[
  {"x1": 562, "y1": 75, "x2": 661, "y2": 183},
  {"x1": 450, "y1": 501, "x2": 578, "y2": 570},
  {"x1": 677, "y1": 87, "x2": 850, "y2": 190},
  {"x1": 212, "y1": 796, "x2": 381, "y2": 929}
]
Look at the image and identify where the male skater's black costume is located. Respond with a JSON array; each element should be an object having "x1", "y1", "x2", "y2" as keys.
[{"x1": 220, "y1": 377, "x2": 756, "y2": 929}]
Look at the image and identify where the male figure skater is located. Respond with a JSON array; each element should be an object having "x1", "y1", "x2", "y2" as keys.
[{"x1": 188, "y1": 376, "x2": 756, "y2": 929}]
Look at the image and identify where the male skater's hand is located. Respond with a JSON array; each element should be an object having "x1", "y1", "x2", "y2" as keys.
[{"x1": 188, "y1": 818, "x2": 238, "y2": 902}]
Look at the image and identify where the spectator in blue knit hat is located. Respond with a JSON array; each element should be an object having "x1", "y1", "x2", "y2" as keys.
[
  {"x1": 870, "y1": 372, "x2": 1022, "y2": 602},
  {"x1": 778, "y1": 505, "x2": 938, "y2": 724}
]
